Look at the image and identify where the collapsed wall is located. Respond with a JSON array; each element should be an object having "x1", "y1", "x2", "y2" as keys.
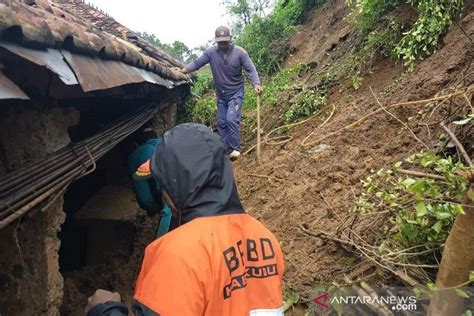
[
  {"x1": 0, "y1": 98, "x2": 180, "y2": 315},
  {"x1": 0, "y1": 103, "x2": 79, "y2": 315}
]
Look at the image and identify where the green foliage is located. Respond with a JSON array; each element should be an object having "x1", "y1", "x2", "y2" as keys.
[
  {"x1": 182, "y1": 67, "x2": 216, "y2": 126},
  {"x1": 235, "y1": 0, "x2": 326, "y2": 75},
  {"x1": 139, "y1": 32, "x2": 197, "y2": 63},
  {"x1": 346, "y1": 0, "x2": 464, "y2": 69},
  {"x1": 243, "y1": 63, "x2": 328, "y2": 124},
  {"x1": 236, "y1": 15, "x2": 291, "y2": 75},
  {"x1": 282, "y1": 289, "x2": 300, "y2": 311},
  {"x1": 186, "y1": 96, "x2": 216, "y2": 127},
  {"x1": 263, "y1": 63, "x2": 308, "y2": 104},
  {"x1": 346, "y1": 0, "x2": 399, "y2": 31},
  {"x1": 223, "y1": 0, "x2": 273, "y2": 34},
  {"x1": 353, "y1": 152, "x2": 470, "y2": 249},
  {"x1": 395, "y1": 0, "x2": 463, "y2": 69},
  {"x1": 329, "y1": 23, "x2": 400, "y2": 89},
  {"x1": 242, "y1": 63, "x2": 309, "y2": 111},
  {"x1": 191, "y1": 68, "x2": 215, "y2": 97},
  {"x1": 413, "y1": 271, "x2": 474, "y2": 301},
  {"x1": 285, "y1": 89, "x2": 326, "y2": 123}
]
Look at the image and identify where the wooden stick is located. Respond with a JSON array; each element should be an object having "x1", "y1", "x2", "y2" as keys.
[
  {"x1": 394, "y1": 269, "x2": 420, "y2": 287},
  {"x1": 256, "y1": 94, "x2": 262, "y2": 163},
  {"x1": 397, "y1": 169, "x2": 445, "y2": 181},
  {"x1": 360, "y1": 281, "x2": 395, "y2": 316},
  {"x1": 370, "y1": 87, "x2": 429, "y2": 150},
  {"x1": 300, "y1": 103, "x2": 336, "y2": 147},
  {"x1": 464, "y1": 93, "x2": 473, "y2": 111},
  {"x1": 246, "y1": 173, "x2": 283, "y2": 183},
  {"x1": 311, "y1": 87, "x2": 474, "y2": 145},
  {"x1": 440, "y1": 122, "x2": 473, "y2": 167}
]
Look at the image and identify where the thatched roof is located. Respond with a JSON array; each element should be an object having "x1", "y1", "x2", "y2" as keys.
[{"x1": 0, "y1": 0, "x2": 190, "y2": 97}]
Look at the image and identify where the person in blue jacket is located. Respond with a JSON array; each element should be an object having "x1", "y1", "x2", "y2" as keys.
[
  {"x1": 128, "y1": 125, "x2": 175, "y2": 238},
  {"x1": 178, "y1": 26, "x2": 263, "y2": 160}
]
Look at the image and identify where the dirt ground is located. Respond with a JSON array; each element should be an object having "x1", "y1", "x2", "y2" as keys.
[
  {"x1": 61, "y1": 213, "x2": 158, "y2": 315},
  {"x1": 234, "y1": 0, "x2": 474, "y2": 301}
]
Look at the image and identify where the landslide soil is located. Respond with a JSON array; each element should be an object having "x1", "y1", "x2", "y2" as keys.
[{"x1": 234, "y1": 0, "x2": 474, "y2": 298}]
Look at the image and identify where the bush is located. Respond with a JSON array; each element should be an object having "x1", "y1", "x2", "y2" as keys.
[
  {"x1": 395, "y1": 0, "x2": 463, "y2": 69},
  {"x1": 191, "y1": 67, "x2": 214, "y2": 97},
  {"x1": 187, "y1": 97, "x2": 216, "y2": 127},
  {"x1": 236, "y1": 0, "x2": 327, "y2": 75},
  {"x1": 285, "y1": 89, "x2": 326, "y2": 123},
  {"x1": 347, "y1": 0, "x2": 464, "y2": 69},
  {"x1": 352, "y1": 152, "x2": 470, "y2": 249}
]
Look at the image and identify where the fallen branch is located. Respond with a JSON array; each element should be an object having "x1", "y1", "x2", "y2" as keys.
[
  {"x1": 370, "y1": 87, "x2": 430, "y2": 150},
  {"x1": 397, "y1": 169, "x2": 445, "y2": 181},
  {"x1": 246, "y1": 173, "x2": 283, "y2": 183},
  {"x1": 298, "y1": 224, "x2": 396, "y2": 273},
  {"x1": 440, "y1": 122, "x2": 473, "y2": 167},
  {"x1": 298, "y1": 224, "x2": 356, "y2": 248},
  {"x1": 344, "y1": 276, "x2": 393, "y2": 316},
  {"x1": 310, "y1": 87, "x2": 474, "y2": 145},
  {"x1": 243, "y1": 143, "x2": 257, "y2": 156},
  {"x1": 464, "y1": 93, "x2": 473, "y2": 111},
  {"x1": 394, "y1": 269, "x2": 420, "y2": 287},
  {"x1": 300, "y1": 103, "x2": 337, "y2": 147},
  {"x1": 243, "y1": 110, "x2": 322, "y2": 156}
]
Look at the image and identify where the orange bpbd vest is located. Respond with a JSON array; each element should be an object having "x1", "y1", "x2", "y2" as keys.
[{"x1": 134, "y1": 214, "x2": 284, "y2": 316}]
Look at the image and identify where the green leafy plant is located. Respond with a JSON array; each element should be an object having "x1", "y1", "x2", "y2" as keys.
[
  {"x1": 347, "y1": 0, "x2": 464, "y2": 70},
  {"x1": 395, "y1": 0, "x2": 463, "y2": 69},
  {"x1": 282, "y1": 289, "x2": 300, "y2": 311},
  {"x1": 235, "y1": 0, "x2": 327, "y2": 75},
  {"x1": 242, "y1": 63, "x2": 309, "y2": 112},
  {"x1": 346, "y1": 0, "x2": 398, "y2": 31},
  {"x1": 191, "y1": 68, "x2": 214, "y2": 97},
  {"x1": 352, "y1": 151, "x2": 470, "y2": 251},
  {"x1": 327, "y1": 22, "x2": 400, "y2": 89},
  {"x1": 186, "y1": 97, "x2": 216, "y2": 127},
  {"x1": 285, "y1": 89, "x2": 326, "y2": 123}
]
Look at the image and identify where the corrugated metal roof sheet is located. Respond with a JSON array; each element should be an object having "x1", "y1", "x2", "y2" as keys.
[
  {"x1": 0, "y1": 42, "x2": 78, "y2": 85},
  {"x1": 62, "y1": 50, "x2": 174, "y2": 92}
]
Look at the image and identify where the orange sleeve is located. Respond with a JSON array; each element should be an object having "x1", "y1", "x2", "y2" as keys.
[{"x1": 134, "y1": 241, "x2": 207, "y2": 316}]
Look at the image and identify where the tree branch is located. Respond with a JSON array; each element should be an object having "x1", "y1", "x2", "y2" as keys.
[{"x1": 440, "y1": 122, "x2": 473, "y2": 167}]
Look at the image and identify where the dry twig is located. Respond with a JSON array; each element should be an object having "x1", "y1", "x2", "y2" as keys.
[
  {"x1": 440, "y1": 122, "x2": 473, "y2": 167},
  {"x1": 370, "y1": 87, "x2": 430, "y2": 150},
  {"x1": 300, "y1": 103, "x2": 336, "y2": 147},
  {"x1": 246, "y1": 173, "x2": 283, "y2": 183},
  {"x1": 243, "y1": 110, "x2": 324, "y2": 155},
  {"x1": 397, "y1": 169, "x2": 445, "y2": 181},
  {"x1": 310, "y1": 87, "x2": 474, "y2": 145}
]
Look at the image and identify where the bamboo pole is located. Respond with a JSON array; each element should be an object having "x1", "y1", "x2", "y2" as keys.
[{"x1": 256, "y1": 94, "x2": 261, "y2": 163}]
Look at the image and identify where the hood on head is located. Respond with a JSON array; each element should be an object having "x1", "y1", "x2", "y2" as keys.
[{"x1": 151, "y1": 123, "x2": 244, "y2": 224}]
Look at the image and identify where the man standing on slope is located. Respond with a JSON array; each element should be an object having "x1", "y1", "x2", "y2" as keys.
[
  {"x1": 85, "y1": 123, "x2": 284, "y2": 316},
  {"x1": 179, "y1": 26, "x2": 263, "y2": 160}
]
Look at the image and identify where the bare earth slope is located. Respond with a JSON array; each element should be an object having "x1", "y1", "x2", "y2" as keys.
[{"x1": 234, "y1": 1, "x2": 474, "y2": 297}]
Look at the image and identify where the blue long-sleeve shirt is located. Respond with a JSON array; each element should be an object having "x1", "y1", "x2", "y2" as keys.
[{"x1": 185, "y1": 44, "x2": 260, "y2": 100}]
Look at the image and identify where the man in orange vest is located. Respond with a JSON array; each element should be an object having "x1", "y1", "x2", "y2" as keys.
[{"x1": 86, "y1": 123, "x2": 285, "y2": 316}]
